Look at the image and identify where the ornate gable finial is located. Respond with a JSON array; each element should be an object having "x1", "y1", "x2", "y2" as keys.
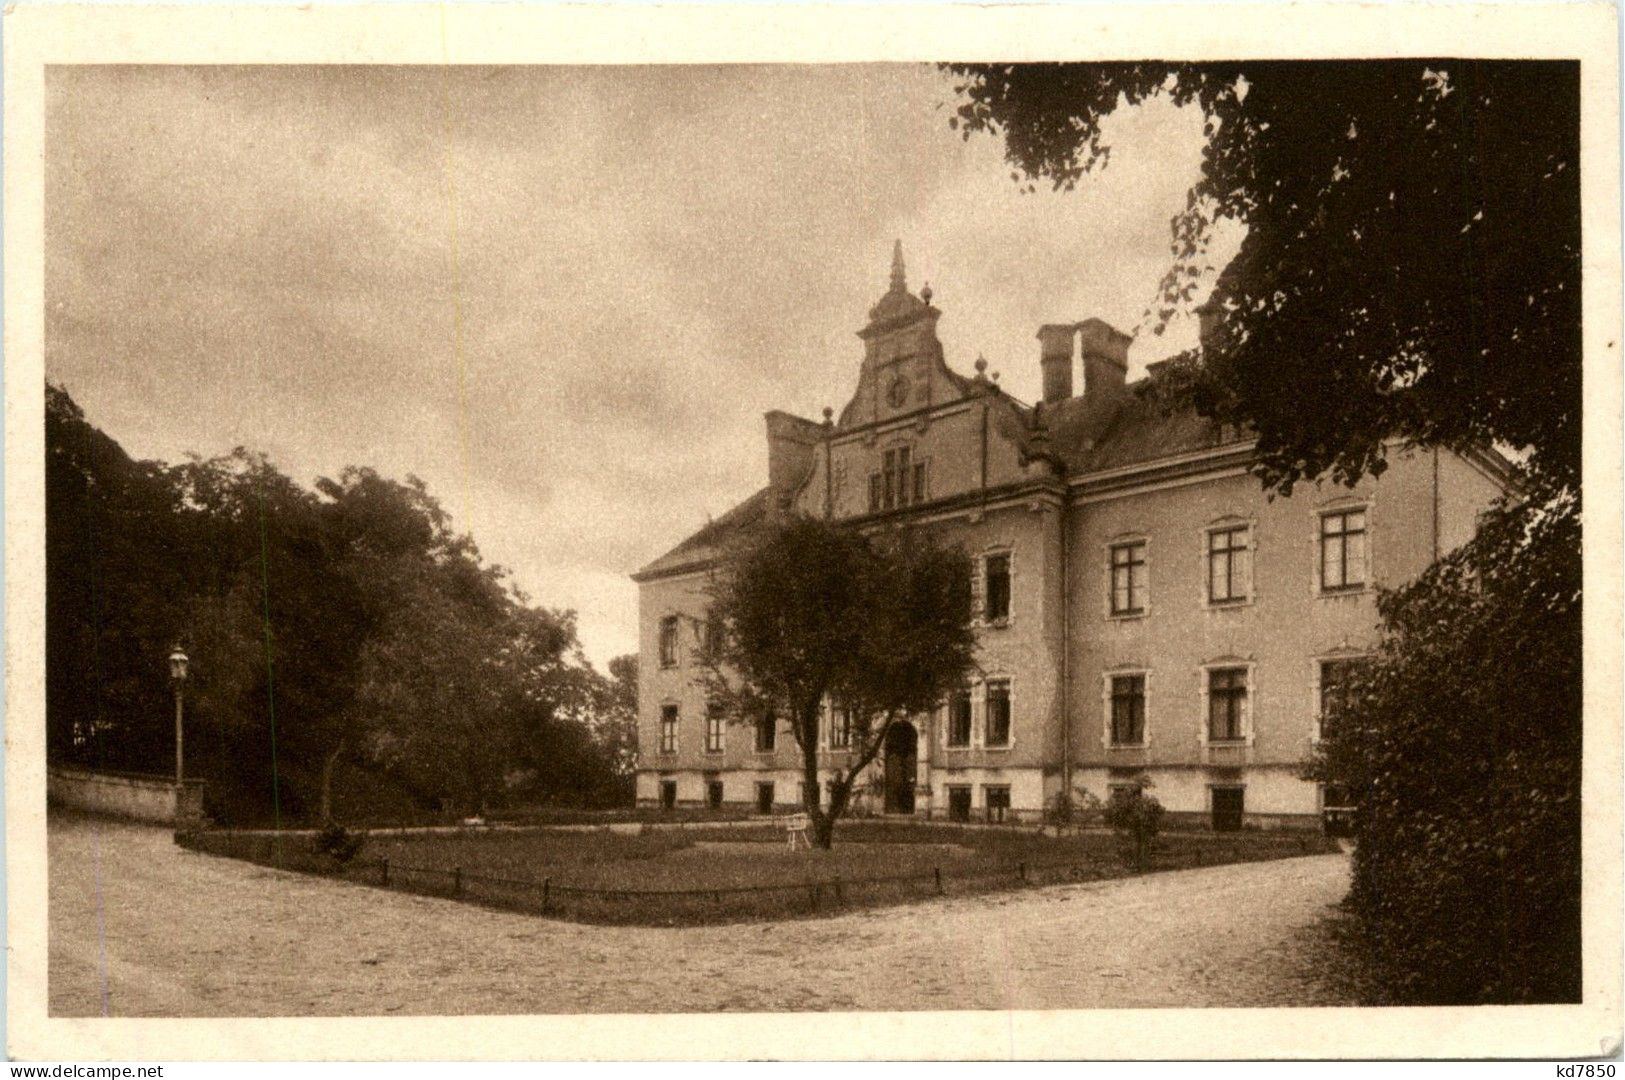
[{"x1": 890, "y1": 239, "x2": 906, "y2": 292}]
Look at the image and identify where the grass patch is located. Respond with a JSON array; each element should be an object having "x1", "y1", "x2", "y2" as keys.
[{"x1": 178, "y1": 820, "x2": 1338, "y2": 926}]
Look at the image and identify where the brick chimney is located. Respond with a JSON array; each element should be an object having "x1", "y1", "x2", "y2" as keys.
[
  {"x1": 1037, "y1": 324, "x2": 1076, "y2": 404},
  {"x1": 1077, "y1": 318, "x2": 1131, "y2": 402},
  {"x1": 764, "y1": 410, "x2": 822, "y2": 506}
]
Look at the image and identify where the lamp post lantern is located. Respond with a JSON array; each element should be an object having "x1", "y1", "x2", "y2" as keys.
[{"x1": 168, "y1": 643, "x2": 189, "y2": 784}]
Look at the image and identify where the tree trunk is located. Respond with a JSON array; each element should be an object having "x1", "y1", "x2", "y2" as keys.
[{"x1": 319, "y1": 739, "x2": 345, "y2": 824}]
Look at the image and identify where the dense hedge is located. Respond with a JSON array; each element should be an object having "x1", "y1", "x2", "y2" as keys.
[{"x1": 1315, "y1": 483, "x2": 1581, "y2": 1004}]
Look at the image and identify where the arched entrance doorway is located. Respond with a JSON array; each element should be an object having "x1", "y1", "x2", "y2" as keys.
[{"x1": 883, "y1": 722, "x2": 918, "y2": 814}]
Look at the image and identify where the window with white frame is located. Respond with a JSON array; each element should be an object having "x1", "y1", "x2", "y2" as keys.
[
  {"x1": 1317, "y1": 657, "x2": 1371, "y2": 740},
  {"x1": 1207, "y1": 524, "x2": 1252, "y2": 604},
  {"x1": 1320, "y1": 508, "x2": 1368, "y2": 592},
  {"x1": 1109, "y1": 673, "x2": 1147, "y2": 746},
  {"x1": 830, "y1": 704, "x2": 854, "y2": 749},
  {"x1": 985, "y1": 679, "x2": 1012, "y2": 748},
  {"x1": 1110, "y1": 540, "x2": 1148, "y2": 616},
  {"x1": 1207, "y1": 667, "x2": 1249, "y2": 743},
  {"x1": 983, "y1": 551, "x2": 1011, "y2": 623},
  {"x1": 946, "y1": 688, "x2": 972, "y2": 748},
  {"x1": 659, "y1": 704, "x2": 678, "y2": 754},
  {"x1": 658, "y1": 615, "x2": 680, "y2": 667},
  {"x1": 755, "y1": 710, "x2": 777, "y2": 753},
  {"x1": 704, "y1": 702, "x2": 725, "y2": 753}
]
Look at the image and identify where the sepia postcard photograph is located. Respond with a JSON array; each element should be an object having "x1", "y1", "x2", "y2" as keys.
[{"x1": 5, "y1": 1, "x2": 1622, "y2": 1064}]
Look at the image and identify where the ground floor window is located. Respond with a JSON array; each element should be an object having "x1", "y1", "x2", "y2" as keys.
[
  {"x1": 706, "y1": 779, "x2": 724, "y2": 809},
  {"x1": 984, "y1": 785, "x2": 1011, "y2": 823},
  {"x1": 756, "y1": 781, "x2": 775, "y2": 814},
  {"x1": 947, "y1": 785, "x2": 972, "y2": 822},
  {"x1": 659, "y1": 779, "x2": 677, "y2": 810},
  {"x1": 1210, "y1": 785, "x2": 1244, "y2": 832}
]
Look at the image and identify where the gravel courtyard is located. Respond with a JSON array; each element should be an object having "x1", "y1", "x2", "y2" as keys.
[{"x1": 50, "y1": 813, "x2": 1358, "y2": 1016}]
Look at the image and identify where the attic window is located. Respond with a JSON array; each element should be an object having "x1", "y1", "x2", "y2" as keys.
[{"x1": 869, "y1": 446, "x2": 927, "y2": 512}]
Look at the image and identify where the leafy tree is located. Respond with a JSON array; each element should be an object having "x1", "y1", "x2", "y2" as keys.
[
  {"x1": 945, "y1": 61, "x2": 1579, "y2": 495},
  {"x1": 601, "y1": 654, "x2": 640, "y2": 780},
  {"x1": 46, "y1": 386, "x2": 634, "y2": 824},
  {"x1": 704, "y1": 517, "x2": 977, "y2": 848}
]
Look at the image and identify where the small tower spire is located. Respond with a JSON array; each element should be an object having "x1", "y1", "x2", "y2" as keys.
[{"x1": 889, "y1": 239, "x2": 906, "y2": 292}]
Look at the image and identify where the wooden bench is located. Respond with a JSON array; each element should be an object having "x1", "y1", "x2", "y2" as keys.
[{"x1": 782, "y1": 813, "x2": 811, "y2": 851}]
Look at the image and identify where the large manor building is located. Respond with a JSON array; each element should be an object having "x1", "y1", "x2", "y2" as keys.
[{"x1": 631, "y1": 245, "x2": 1510, "y2": 829}]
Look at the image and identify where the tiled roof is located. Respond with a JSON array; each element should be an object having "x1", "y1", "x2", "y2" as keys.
[
  {"x1": 634, "y1": 382, "x2": 1244, "y2": 581},
  {"x1": 631, "y1": 486, "x2": 774, "y2": 580}
]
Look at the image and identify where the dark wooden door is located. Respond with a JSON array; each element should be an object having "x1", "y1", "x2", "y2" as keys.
[
  {"x1": 883, "y1": 723, "x2": 918, "y2": 814},
  {"x1": 1211, "y1": 786, "x2": 1244, "y2": 832}
]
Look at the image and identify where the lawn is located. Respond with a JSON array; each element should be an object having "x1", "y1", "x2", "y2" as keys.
[{"x1": 180, "y1": 820, "x2": 1336, "y2": 925}]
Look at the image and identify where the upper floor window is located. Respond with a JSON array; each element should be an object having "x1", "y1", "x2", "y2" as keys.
[
  {"x1": 1320, "y1": 509, "x2": 1368, "y2": 592},
  {"x1": 985, "y1": 679, "x2": 1012, "y2": 748},
  {"x1": 658, "y1": 615, "x2": 680, "y2": 668},
  {"x1": 1110, "y1": 541, "x2": 1148, "y2": 616},
  {"x1": 983, "y1": 552, "x2": 1011, "y2": 623},
  {"x1": 704, "y1": 703, "x2": 725, "y2": 753},
  {"x1": 1110, "y1": 674, "x2": 1146, "y2": 746},
  {"x1": 1207, "y1": 667, "x2": 1248, "y2": 743},
  {"x1": 868, "y1": 446, "x2": 928, "y2": 512},
  {"x1": 755, "y1": 710, "x2": 777, "y2": 753},
  {"x1": 659, "y1": 705, "x2": 678, "y2": 754},
  {"x1": 1318, "y1": 657, "x2": 1371, "y2": 740},
  {"x1": 946, "y1": 688, "x2": 972, "y2": 748},
  {"x1": 830, "y1": 704, "x2": 854, "y2": 749},
  {"x1": 1207, "y1": 525, "x2": 1251, "y2": 604}
]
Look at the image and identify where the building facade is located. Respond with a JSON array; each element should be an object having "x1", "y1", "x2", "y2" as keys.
[{"x1": 631, "y1": 244, "x2": 1509, "y2": 828}]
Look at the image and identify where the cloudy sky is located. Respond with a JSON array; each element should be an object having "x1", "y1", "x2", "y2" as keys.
[{"x1": 46, "y1": 64, "x2": 1233, "y2": 667}]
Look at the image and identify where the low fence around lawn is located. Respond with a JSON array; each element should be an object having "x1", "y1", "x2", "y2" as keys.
[{"x1": 174, "y1": 826, "x2": 1333, "y2": 926}]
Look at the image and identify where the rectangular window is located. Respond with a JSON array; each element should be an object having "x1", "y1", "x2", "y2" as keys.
[
  {"x1": 830, "y1": 705, "x2": 853, "y2": 749},
  {"x1": 1319, "y1": 658, "x2": 1370, "y2": 739},
  {"x1": 706, "y1": 779, "x2": 724, "y2": 809},
  {"x1": 1207, "y1": 525, "x2": 1251, "y2": 604},
  {"x1": 1207, "y1": 668, "x2": 1248, "y2": 742},
  {"x1": 704, "y1": 703, "x2": 725, "y2": 753},
  {"x1": 659, "y1": 705, "x2": 678, "y2": 754},
  {"x1": 985, "y1": 679, "x2": 1012, "y2": 748},
  {"x1": 912, "y1": 460, "x2": 928, "y2": 504},
  {"x1": 1110, "y1": 674, "x2": 1146, "y2": 746},
  {"x1": 1110, "y1": 541, "x2": 1148, "y2": 615},
  {"x1": 947, "y1": 785, "x2": 973, "y2": 822},
  {"x1": 1320, "y1": 509, "x2": 1368, "y2": 591},
  {"x1": 755, "y1": 710, "x2": 777, "y2": 753},
  {"x1": 984, "y1": 552, "x2": 1011, "y2": 623},
  {"x1": 659, "y1": 779, "x2": 677, "y2": 810},
  {"x1": 882, "y1": 446, "x2": 913, "y2": 510},
  {"x1": 756, "y1": 782, "x2": 775, "y2": 814},
  {"x1": 946, "y1": 689, "x2": 972, "y2": 748},
  {"x1": 868, "y1": 473, "x2": 882, "y2": 513},
  {"x1": 984, "y1": 785, "x2": 1011, "y2": 824},
  {"x1": 658, "y1": 615, "x2": 680, "y2": 668}
]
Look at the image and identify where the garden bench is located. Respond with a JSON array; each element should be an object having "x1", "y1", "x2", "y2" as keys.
[{"x1": 782, "y1": 813, "x2": 811, "y2": 851}]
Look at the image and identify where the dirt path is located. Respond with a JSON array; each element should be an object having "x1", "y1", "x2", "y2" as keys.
[{"x1": 49, "y1": 813, "x2": 1357, "y2": 1016}]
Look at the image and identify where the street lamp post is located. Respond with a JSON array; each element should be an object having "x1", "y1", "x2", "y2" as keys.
[{"x1": 168, "y1": 644, "x2": 189, "y2": 785}]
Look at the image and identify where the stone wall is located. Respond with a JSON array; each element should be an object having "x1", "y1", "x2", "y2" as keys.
[{"x1": 48, "y1": 765, "x2": 206, "y2": 825}]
